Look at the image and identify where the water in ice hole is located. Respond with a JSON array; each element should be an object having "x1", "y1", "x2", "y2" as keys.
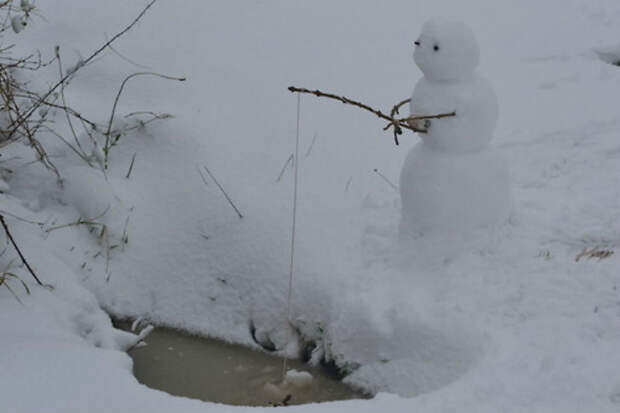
[{"x1": 115, "y1": 321, "x2": 368, "y2": 406}]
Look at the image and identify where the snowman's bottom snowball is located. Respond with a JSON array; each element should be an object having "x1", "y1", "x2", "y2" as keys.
[{"x1": 399, "y1": 143, "x2": 511, "y2": 235}]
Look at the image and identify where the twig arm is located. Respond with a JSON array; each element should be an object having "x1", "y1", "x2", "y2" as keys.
[
  {"x1": 406, "y1": 112, "x2": 457, "y2": 121},
  {"x1": 288, "y1": 86, "x2": 393, "y2": 123},
  {"x1": 287, "y1": 86, "x2": 456, "y2": 146}
]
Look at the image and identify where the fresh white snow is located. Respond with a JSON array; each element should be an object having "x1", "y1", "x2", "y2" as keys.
[{"x1": 1, "y1": 0, "x2": 620, "y2": 412}]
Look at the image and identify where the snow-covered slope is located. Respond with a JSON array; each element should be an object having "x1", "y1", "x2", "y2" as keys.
[{"x1": 1, "y1": 0, "x2": 619, "y2": 412}]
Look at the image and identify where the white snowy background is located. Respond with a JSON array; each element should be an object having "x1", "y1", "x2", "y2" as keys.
[{"x1": 1, "y1": 0, "x2": 619, "y2": 412}]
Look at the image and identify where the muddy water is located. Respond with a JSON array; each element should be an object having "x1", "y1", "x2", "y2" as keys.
[{"x1": 117, "y1": 323, "x2": 367, "y2": 406}]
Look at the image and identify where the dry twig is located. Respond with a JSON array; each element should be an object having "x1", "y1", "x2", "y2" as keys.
[
  {"x1": 288, "y1": 86, "x2": 456, "y2": 145},
  {"x1": 373, "y1": 168, "x2": 398, "y2": 191},
  {"x1": 125, "y1": 152, "x2": 137, "y2": 179},
  {"x1": 104, "y1": 71, "x2": 185, "y2": 168},
  {"x1": 575, "y1": 247, "x2": 614, "y2": 262},
  {"x1": 202, "y1": 165, "x2": 243, "y2": 219},
  {"x1": 276, "y1": 153, "x2": 294, "y2": 182},
  {"x1": 0, "y1": 215, "x2": 43, "y2": 286}
]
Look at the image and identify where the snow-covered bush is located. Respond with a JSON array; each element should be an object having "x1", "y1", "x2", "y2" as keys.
[
  {"x1": 0, "y1": 0, "x2": 183, "y2": 290},
  {"x1": 0, "y1": 0, "x2": 183, "y2": 178},
  {"x1": 0, "y1": 0, "x2": 63, "y2": 177}
]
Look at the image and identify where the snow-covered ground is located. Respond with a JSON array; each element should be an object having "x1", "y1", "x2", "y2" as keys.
[{"x1": 1, "y1": 0, "x2": 619, "y2": 411}]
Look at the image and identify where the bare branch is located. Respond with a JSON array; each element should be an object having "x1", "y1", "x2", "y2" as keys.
[
  {"x1": 390, "y1": 98, "x2": 411, "y2": 118},
  {"x1": 304, "y1": 133, "x2": 318, "y2": 158},
  {"x1": 125, "y1": 152, "x2": 137, "y2": 179},
  {"x1": 202, "y1": 165, "x2": 243, "y2": 219},
  {"x1": 104, "y1": 71, "x2": 185, "y2": 167},
  {"x1": 276, "y1": 153, "x2": 294, "y2": 182},
  {"x1": 288, "y1": 86, "x2": 456, "y2": 145},
  {"x1": 0, "y1": 215, "x2": 43, "y2": 286},
  {"x1": 373, "y1": 168, "x2": 398, "y2": 191},
  {"x1": 104, "y1": 32, "x2": 151, "y2": 70},
  {"x1": 55, "y1": 45, "x2": 87, "y2": 159}
]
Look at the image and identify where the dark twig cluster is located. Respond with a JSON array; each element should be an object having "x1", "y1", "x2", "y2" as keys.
[
  {"x1": 0, "y1": 0, "x2": 184, "y2": 289},
  {"x1": 287, "y1": 86, "x2": 456, "y2": 145},
  {"x1": 1, "y1": 0, "x2": 183, "y2": 177},
  {"x1": 4, "y1": 0, "x2": 159, "y2": 144}
]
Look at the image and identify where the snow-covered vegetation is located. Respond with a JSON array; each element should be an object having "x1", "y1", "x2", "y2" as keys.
[{"x1": 1, "y1": 0, "x2": 619, "y2": 412}]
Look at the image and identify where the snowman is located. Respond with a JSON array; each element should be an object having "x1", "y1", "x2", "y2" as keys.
[{"x1": 399, "y1": 18, "x2": 511, "y2": 236}]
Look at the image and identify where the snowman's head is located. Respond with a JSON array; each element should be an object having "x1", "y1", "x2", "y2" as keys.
[{"x1": 413, "y1": 19, "x2": 480, "y2": 82}]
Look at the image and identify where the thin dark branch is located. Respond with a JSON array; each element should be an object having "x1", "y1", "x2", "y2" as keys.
[
  {"x1": 104, "y1": 32, "x2": 151, "y2": 69},
  {"x1": 197, "y1": 165, "x2": 210, "y2": 187},
  {"x1": 405, "y1": 113, "x2": 457, "y2": 121},
  {"x1": 121, "y1": 208, "x2": 133, "y2": 249},
  {"x1": 288, "y1": 86, "x2": 398, "y2": 123},
  {"x1": 373, "y1": 168, "x2": 398, "y2": 191},
  {"x1": 276, "y1": 153, "x2": 294, "y2": 182},
  {"x1": 55, "y1": 45, "x2": 86, "y2": 157},
  {"x1": 304, "y1": 133, "x2": 318, "y2": 158},
  {"x1": 36, "y1": 124, "x2": 92, "y2": 164},
  {"x1": 119, "y1": 113, "x2": 172, "y2": 135},
  {"x1": 389, "y1": 98, "x2": 411, "y2": 145},
  {"x1": 0, "y1": 215, "x2": 43, "y2": 286},
  {"x1": 45, "y1": 205, "x2": 110, "y2": 233},
  {"x1": 105, "y1": 72, "x2": 185, "y2": 137},
  {"x1": 390, "y1": 98, "x2": 411, "y2": 118},
  {"x1": 0, "y1": 210, "x2": 44, "y2": 226},
  {"x1": 45, "y1": 219, "x2": 105, "y2": 233},
  {"x1": 203, "y1": 165, "x2": 243, "y2": 219},
  {"x1": 19, "y1": 98, "x2": 98, "y2": 130},
  {"x1": 1, "y1": 279, "x2": 24, "y2": 304},
  {"x1": 124, "y1": 111, "x2": 163, "y2": 118},
  {"x1": 287, "y1": 86, "x2": 456, "y2": 146},
  {"x1": 104, "y1": 71, "x2": 185, "y2": 167},
  {"x1": 125, "y1": 152, "x2": 137, "y2": 179}
]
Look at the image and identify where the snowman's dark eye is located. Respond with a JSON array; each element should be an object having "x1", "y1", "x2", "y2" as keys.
[
  {"x1": 433, "y1": 44, "x2": 440, "y2": 51},
  {"x1": 414, "y1": 41, "x2": 420, "y2": 46}
]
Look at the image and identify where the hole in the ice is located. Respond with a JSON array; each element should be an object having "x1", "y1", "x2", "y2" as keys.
[
  {"x1": 114, "y1": 321, "x2": 369, "y2": 406},
  {"x1": 328, "y1": 317, "x2": 481, "y2": 398}
]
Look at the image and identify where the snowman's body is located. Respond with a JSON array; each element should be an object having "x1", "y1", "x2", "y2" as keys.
[
  {"x1": 400, "y1": 19, "x2": 511, "y2": 235},
  {"x1": 411, "y1": 75, "x2": 498, "y2": 153},
  {"x1": 400, "y1": 142, "x2": 511, "y2": 234}
]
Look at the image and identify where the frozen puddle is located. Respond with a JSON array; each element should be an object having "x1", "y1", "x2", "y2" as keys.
[{"x1": 116, "y1": 322, "x2": 367, "y2": 406}]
